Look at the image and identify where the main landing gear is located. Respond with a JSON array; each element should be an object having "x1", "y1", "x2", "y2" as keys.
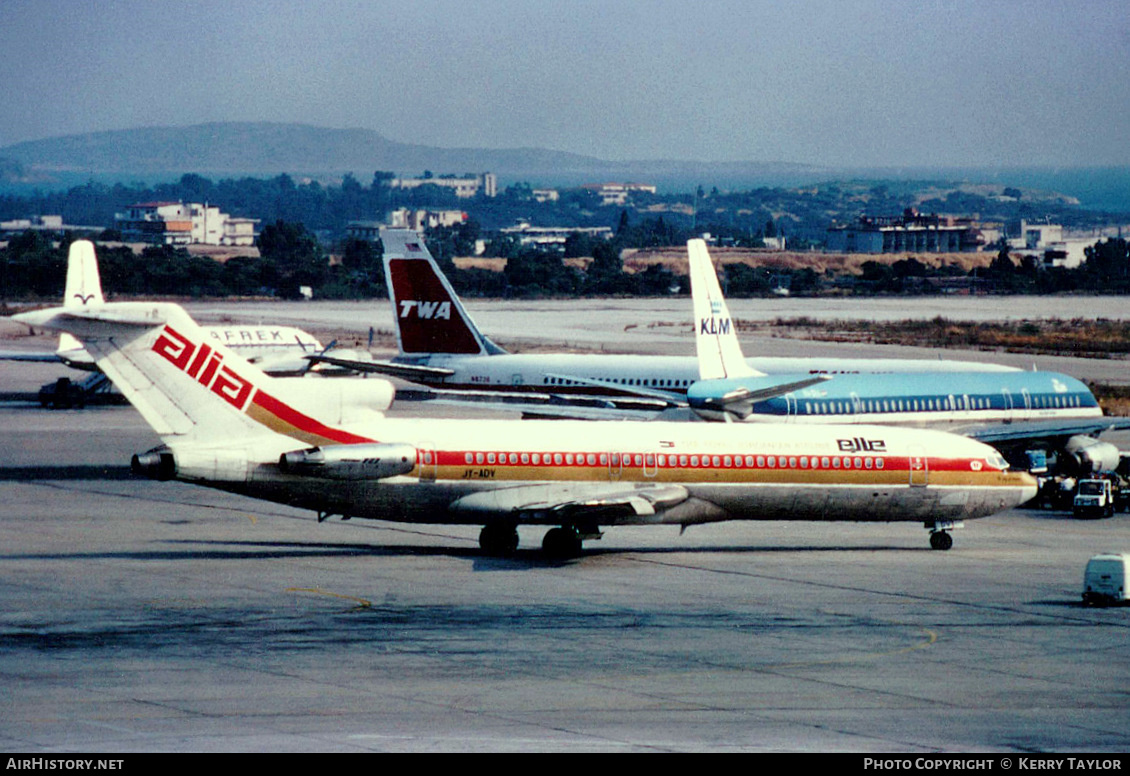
[
  {"x1": 479, "y1": 522, "x2": 519, "y2": 556},
  {"x1": 926, "y1": 520, "x2": 962, "y2": 551},
  {"x1": 478, "y1": 523, "x2": 600, "y2": 559}
]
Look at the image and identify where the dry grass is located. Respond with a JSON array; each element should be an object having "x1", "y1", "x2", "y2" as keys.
[
  {"x1": 621, "y1": 247, "x2": 994, "y2": 275},
  {"x1": 762, "y1": 318, "x2": 1130, "y2": 359},
  {"x1": 1089, "y1": 382, "x2": 1130, "y2": 416}
]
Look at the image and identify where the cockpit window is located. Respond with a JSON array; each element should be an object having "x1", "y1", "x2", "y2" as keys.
[{"x1": 987, "y1": 454, "x2": 1009, "y2": 470}]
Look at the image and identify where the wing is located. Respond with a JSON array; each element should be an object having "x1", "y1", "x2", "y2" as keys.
[
  {"x1": 306, "y1": 353, "x2": 456, "y2": 380},
  {"x1": 449, "y1": 482, "x2": 691, "y2": 524},
  {"x1": 962, "y1": 418, "x2": 1130, "y2": 446}
]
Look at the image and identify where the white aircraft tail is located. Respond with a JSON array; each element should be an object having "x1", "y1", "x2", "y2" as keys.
[
  {"x1": 687, "y1": 239, "x2": 762, "y2": 380},
  {"x1": 380, "y1": 228, "x2": 506, "y2": 357},
  {"x1": 14, "y1": 302, "x2": 391, "y2": 447},
  {"x1": 58, "y1": 240, "x2": 106, "y2": 358},
  {"x1": 63, "y1": 240, "x2": 105, "y2": 309}
]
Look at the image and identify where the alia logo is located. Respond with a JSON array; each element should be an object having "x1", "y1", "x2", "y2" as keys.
[
  {"x1": 837, "y1": 437, "x2": 887, "y2": 453},
  {"x1": 152, "y1": 326, "x2": 255, "y2": 411},
  {"x1": 399, "y1": 300, "x2": 452, "y2": 320}
]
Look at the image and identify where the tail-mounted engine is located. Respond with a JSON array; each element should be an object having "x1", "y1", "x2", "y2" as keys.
[
  {"x1": 131, "y1": 446, "x2": 176, "y2": 481},
  {"x1": 278, "y1": 442, "x2": 418, "y2": 480}
]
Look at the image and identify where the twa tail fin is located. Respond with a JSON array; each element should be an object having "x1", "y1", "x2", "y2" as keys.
[
  {"x1": 380, "y1": 228, "x2": 505, "y2": 357},
  {"x1": 687, "y1": 239, "x2": 762, "y2": 380},
  {"x1": 14, "y1": 302, "x2": 389, "y2": 447}
]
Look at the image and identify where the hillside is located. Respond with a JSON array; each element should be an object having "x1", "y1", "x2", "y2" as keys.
[{"x1": 0, "y1": 122, "x2": 823, "y2": 189}]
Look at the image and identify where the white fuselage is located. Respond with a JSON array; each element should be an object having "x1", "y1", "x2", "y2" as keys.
[{"x1": 178, "y1": 415, "x2": 1037, "y2": 528}]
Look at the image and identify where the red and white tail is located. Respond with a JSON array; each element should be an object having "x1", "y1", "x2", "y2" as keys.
[
  {"x1": 14, "y1": 302, "x2": 391, "y2": 447},
  {"x1": 381, "y1": 229, "x2": 505, "y2": 357}
]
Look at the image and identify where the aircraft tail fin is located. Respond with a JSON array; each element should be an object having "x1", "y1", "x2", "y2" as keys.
[
  {"x1": 381, "y1": 228, "x2": 506, "y2": 357},
  {"x1": 58, "y1": 240, "x2": 105, "y2": 359},
  {"x1": 14, "y1": 302, "x2": 388, "y2": 447},
  {"x1": 687, "y1": 239, "x2": 763, "y2": 380}
]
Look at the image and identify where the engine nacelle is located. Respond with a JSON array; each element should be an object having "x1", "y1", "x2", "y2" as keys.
[
  {"x1": 278, "y1": 442, "x2": 418, "y2": 480},
  {"x1": 1064, "y1": 435, "x2": 1121, "y2": 475},
  {"x1": 131, "y1": 446, "x2": 176, "y2": 481}
]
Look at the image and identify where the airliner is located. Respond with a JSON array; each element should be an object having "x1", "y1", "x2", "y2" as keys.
[
  {"x1": 308, "y1": 228, "x2": 1020, "y2": 410},
  {"x1": 15, "y1": 300, "x2": 1037, "y2": 556},
  {"x1": 1, "y1": 241, "x2": 324, "y2": 376},
  {"x1": 685, "y1": 238, "x2": 1129, "y2": 476}
]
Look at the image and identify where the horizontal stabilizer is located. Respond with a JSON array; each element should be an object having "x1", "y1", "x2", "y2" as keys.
[{"x1": 687, "y1": 374, "x2": 832, "y2": 420}]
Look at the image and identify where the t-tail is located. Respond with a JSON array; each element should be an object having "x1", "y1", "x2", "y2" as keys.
[
  {"x1": 55, "y1": 240, "x2": 106, "y2": 367},
  {"x1": 380, "y1": 228, "x2": 506, "y2": 358},
  {"x1": 14, "y1": 302, "x2": 394, "y2": 453}
]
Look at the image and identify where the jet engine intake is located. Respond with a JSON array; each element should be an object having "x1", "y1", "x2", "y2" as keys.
[{"x1": 278, "y1": 442, "x2": 418, "y2": 480}]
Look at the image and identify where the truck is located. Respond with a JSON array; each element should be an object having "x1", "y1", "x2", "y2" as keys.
[
  {"x1": 1082, "y1": 553, "x2": 1129, "y2": 606},
  {"x1": 1072, "y1": 474, "x2": 1130, "y2": 518},
  {"x1": 1073, "y1": 478, "x2": 1119, "y2": 519}
]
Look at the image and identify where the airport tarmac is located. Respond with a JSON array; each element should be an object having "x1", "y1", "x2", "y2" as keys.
[{"x1": 2, "y1": 312, "x2": 1130, "y2": 752}]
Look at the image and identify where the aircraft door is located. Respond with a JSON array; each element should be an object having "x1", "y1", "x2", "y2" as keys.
[
  {"x1": 607, "y1": 451, "x2": 623, "y2": 481},
  {"x1": 643, "y1": 452, "x2": 658, "y2": 478},
  {"x1": 908, "y1": 445, "x2": 929, "y2": 487},
  {"x1": 1001, "y1": 389, "x2": 1014, "y2": 423},
  {"x1": 784, "y1": 393, "x2": 798, "y2": 421}
]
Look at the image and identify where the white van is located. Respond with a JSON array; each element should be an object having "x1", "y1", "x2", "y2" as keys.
[{"x1": 1083, "y1": 553, "x2": 1130, "y2": 606}]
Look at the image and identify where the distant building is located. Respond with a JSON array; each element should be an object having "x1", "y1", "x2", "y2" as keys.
[
  {"x1": 532, "y1": 188, "x2": 559, "y2": 203},
  {"x1": 0, "y1": 214, "x2": 102, "y2": 237},
  {"x1": 500, "y1": 221, "x2": 613, "y2": 250},
  {"x1": 114, "y1": 202, "x2": 257, "y2": 246},
  {"x1": 825, "y1": 209, "x2": 986, "y2": 253},
  {"x1": 1008, "y1": 219, "x2": 1063, "y2": 251},
  {"x1": 390, "y1": 172, "x2": 497, "y2": 199},
  {"x1": 582, "y1": 182, "x2": 657, "y2": 206},
  {"x1": 346, "y1": 209, "x2": 468, "y2": 242}
]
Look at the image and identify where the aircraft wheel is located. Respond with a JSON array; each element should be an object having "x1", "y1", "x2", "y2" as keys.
[
  {"x1": 542, "y1": 526, "x2": 583, "y2": 559},
  {"x1": 479, "y1": 523, "x2": 519, "y2": 556},
  {"x1": 929, "y1": 531, "x2": 953, "y2": 551}
]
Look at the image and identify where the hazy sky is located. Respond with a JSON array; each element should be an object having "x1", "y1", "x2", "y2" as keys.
[{"x1": 2, "y1": 0, "x2": 1128, "y2": 167}]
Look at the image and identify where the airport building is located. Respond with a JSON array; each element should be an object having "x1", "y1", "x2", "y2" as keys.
[
  {"x1": 390, "y1": 172, "x2": 497, "y2": 198},
  {"x1": 582, "y1": 182, "x2": 658, "y2": 206},
  {"x1": 114, "y1": 202, "x2": 258, "y2": 246},
  {"x1": 346, "y1": 209, "x2": 468, "y2": 242},
  {"x1": 499, "y1": 221, "x2": 613, "y2": 250},
  {"x1": 0, "y1": 214, "x2": 102, "y2": 237},
  {"x1": 825, "y1": 209, "x2": 987, "y2": 253}
]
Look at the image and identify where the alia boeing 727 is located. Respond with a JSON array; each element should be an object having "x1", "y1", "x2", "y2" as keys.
[{"x1": 16, "y1": 299, "x2": 1037, "y2": 556}]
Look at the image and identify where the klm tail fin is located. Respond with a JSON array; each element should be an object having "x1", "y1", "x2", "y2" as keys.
[
  {"x1": 14, "y1": 302, "x2": 390, "y2": 446},
  {"x1": 687, "y1": 239, "x2": 762, "y2": 380},
  {"x1": 380, "y1": 228, "x2": 505, "y2": 357}
]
